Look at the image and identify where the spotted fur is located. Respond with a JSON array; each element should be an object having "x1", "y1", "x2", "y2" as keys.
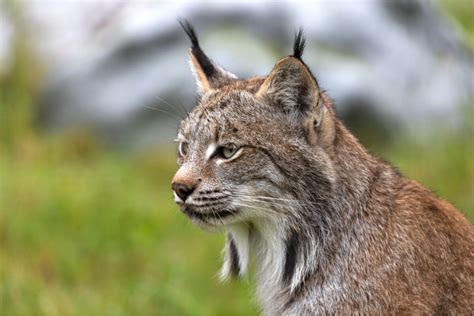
[{"x1": 172, "y1": 22, "x2": 474, "y2": 315}]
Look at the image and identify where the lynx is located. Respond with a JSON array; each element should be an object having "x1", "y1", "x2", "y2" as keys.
[{"x1": 171, "y1": 21, "x2": 474, "y2": 315}]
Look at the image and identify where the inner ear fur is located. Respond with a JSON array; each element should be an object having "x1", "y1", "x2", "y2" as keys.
[{"x1": 304, "y1": 104, "x2": 335, "y2": 150}]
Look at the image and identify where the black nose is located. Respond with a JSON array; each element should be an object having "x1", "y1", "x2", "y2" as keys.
[{"x1": 172, "y1": 182, "x2": 196, "y2": 202}]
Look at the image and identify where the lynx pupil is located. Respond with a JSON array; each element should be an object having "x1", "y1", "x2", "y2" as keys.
[{"x1": 220, "y1": 144, "x2": 238, "y2": 159}]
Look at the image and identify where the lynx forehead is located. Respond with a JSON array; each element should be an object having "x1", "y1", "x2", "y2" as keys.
[{"x1": 171, "y1": 21, "x2": 474, "y2": 315}]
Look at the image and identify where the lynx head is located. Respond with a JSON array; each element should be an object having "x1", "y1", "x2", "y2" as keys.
[{"x1": 172, "y1": 21, "x2": 337, "y2": 231}]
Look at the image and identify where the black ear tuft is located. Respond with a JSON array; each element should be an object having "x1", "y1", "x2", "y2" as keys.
[
  {"x1": 293, "y1": 28, "x2": 306, "y2": 60},
  {"x1": 179, "y1": 19, "x2": 216, "y2": 78},
  {"x1": 179, "y1": 19, "x2": 200, "y2": 49}
]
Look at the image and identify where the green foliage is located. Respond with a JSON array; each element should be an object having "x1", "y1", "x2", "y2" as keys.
[
  {"x1": 0, "y1": 0, "x2": 42, "y2": 151},
  {"x1": 1, "y1": 145, "x2": 258, "y2": 316},
  {"x1": 441, "y1": 0, "x2": 474, "y2": 49}
]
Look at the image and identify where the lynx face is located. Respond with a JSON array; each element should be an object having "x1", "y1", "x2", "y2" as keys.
[
  {"x1": 174, "y1": 90, "x2": 294, "y2": 228},
  {"x1": 172, "y1": 22, "x2": 335, "y2": 229}
]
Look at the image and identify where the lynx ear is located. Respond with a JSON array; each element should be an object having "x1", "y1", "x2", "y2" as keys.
[
  {"x1": 257, "y1": 30, "x2": 335, "y2": 148},
  {"x1": 256, "y1": 29, "x2": 319, "y2": 114},
  {"x1": 180, "y1": 20, "x2": 237, "y2": 94},
  {"x1": 256, "y1": 57, "x2": 319, "y2": 115}
]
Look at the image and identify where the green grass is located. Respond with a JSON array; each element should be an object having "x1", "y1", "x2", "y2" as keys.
[
  {"x1": 1, "y1": 126, "x2": 472, "y2": 316},
  {"x1": 0, "y1": 139, "x2": 258, "y2": 316}
]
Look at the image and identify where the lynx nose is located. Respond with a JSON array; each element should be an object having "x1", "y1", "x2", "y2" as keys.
[
  {"x1": 172, "y1": 182, "x2": 196, "y2": 202},
  {"x1": 172, "y1": 167, "x2": 201, "y2": 202}
]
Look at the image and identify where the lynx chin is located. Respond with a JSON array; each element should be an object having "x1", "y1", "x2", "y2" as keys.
[{"x1": 171, "y1": 21, "x2": 474, "y2": 315}]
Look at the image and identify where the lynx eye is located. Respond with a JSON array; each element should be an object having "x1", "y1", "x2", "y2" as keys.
[
  {"x1": 219, "y1": 143, "x2": 239, "y2": 160},
  {"x1": 178, "y1": 142, "x2": 189, "y2": 157}
]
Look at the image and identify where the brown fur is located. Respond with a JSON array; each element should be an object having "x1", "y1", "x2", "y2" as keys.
[{"x1": 173, "y1": 23, "x2": 474, "y2": 314}]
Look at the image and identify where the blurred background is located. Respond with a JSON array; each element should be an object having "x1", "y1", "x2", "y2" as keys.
[{"x1": 0, "y1": 0, "x2": 473, "y2": 315}]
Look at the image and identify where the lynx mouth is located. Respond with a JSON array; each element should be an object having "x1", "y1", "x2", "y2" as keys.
[{"x1": 180, "y1": 205, "x2": 239, "y2": 222}]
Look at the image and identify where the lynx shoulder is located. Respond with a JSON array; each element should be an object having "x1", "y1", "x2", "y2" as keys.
[{"x1": 172, "y1": 21, "x2": 474, "y2": 315}]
